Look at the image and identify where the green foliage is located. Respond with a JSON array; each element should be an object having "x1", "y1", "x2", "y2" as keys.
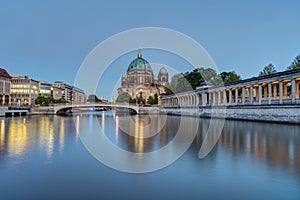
[
  {"x1": 183, "y1": 69, "x2": 204, "y2": 90},
  {"x1": 87, "y1": 94, "x2": 101, "y2": 102},
  {"x1": 197, "y1": 67, "x2": 222, "y2": 85},
  {"x1": 169, "y1": 67, "x2": 224, "y2": 93},
  {"x1": 129, "y1": 98, "x2": 136, "y2": 104},
  {"x1": 53, "y1": 98, "x2": 68, "y2": 103},
  {"x1": 259, "y1": 64, "x2": 277, "y2": 76},
  {"x1": 220, "y1": 71, "x2": 241, "y2": 84},
  {"x1": 116, "y1": 92, "x2": 134, "y2": 103},
  {"x1": 287, "y1": 55, "x2": 300, "y2": 70},
  {"x1": 147, "y1": 96, "x2": 154, "y2": 105},
  {"x1": 146, "y1": 93, "x2": 159, "y2": 105},
  {"x1": 170, "y1": 73, "x2": 193, "y2": 93},
  {"x1": 167, "y1": 67, "x2": 242, "y2": 95},
  {"x1": 35, "y1": 95, "x2": 50, "y2": 105},
  {"x1": 163, "y1": 86, "x2": 174, "y2": 95}
]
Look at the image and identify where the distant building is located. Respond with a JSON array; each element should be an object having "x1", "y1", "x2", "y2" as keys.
[
  {"x1": 11, "y1": 75, "x2": 39, "y2": 106},
  {"x1": 38, "y1": 81, "x2": 52, "y2": 97},
  {"x1": 53, "y1": 81, "x2": 73, "y2": 102},
  {"x1": 0, "y1": 68, "x2": 12, "y2": 105},
  {"x1": 73, "y1": 87, "x2": 86, "y2": 104},
  {"x1": 52, "y1": 86, "x2": 64, "y2": 101},
  {"x1": 117, "y1": 50, "x2": 169, "y2": 104}
]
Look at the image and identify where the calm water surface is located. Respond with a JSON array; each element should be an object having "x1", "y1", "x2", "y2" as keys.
[{"x1": 0, "y1": 111, "x2": 299, "y2": 200}]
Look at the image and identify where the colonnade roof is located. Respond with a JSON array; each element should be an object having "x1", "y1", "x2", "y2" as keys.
[{"x1": 224, "y1": 68, "x2": 300, "y2": 87}]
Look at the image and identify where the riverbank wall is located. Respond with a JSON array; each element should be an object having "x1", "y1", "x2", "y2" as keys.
[
  {"x1": 161, "y1": 105, "x2": 300, "y2": 124},
  {"x1": 0, "y1": 107, "x2": 8, "y2": 117}
]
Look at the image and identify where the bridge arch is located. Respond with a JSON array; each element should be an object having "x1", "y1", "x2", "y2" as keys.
[{"x1": 53, "y1": 103, "x2": 139, "y2": 115}]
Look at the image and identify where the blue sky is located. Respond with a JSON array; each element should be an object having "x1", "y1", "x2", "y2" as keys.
[{"x1": 0, "y1": 0, "x2": 299, "y2": 99}]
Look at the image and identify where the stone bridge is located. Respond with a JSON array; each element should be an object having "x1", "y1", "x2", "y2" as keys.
[{"x1": 53, "y1": 103, "x2": 158, "y2": 115}]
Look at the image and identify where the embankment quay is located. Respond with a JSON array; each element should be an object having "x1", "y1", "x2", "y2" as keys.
[{"x1": 161, "y1": 69, "x2": 300, "y2": 123}]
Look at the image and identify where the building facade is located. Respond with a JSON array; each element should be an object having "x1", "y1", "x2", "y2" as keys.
[
  {"x1": 10, "y1": 75, "x2": 39, "y2": 106},
  {"x1": 53, "y1": 81, "x2": 73, "y2": 102},
  {"x1": 0, "y1": 68, "x2": 12, "y2": 105},
  {"x1": 73, "y1": 87, "x2": 86, "y2": 104},
  {"x1": 38, "y1": 81, "x2": 52, "y2": 97},
  {"x1": 117, "y1": 50, "x2": 169, "y2": 104},
  {"x1": 52, "y1": 86, "x2": 64, "y2": 101}
]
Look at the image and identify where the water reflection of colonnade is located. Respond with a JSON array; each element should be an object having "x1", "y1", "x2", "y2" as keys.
[
  {"x1": 161, "y1": 69, "x2": 300, "y2": 107},
  {"x1": 220, "y1": 120, "x2": 300, "y2": 176}
]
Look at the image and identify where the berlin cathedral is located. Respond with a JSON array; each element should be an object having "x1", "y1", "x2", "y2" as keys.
[{"x1": 117, "y1": 50, "x2": 169, "y2": 104}]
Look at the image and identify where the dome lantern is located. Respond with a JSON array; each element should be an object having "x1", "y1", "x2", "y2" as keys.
[{"x1": 127, "y1": 50, "x2": 153, "y2": 73}]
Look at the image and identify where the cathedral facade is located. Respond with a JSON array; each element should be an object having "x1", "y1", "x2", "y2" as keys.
[{"x1": 117, "y1": 50, "x2": 168, "y2": 104}]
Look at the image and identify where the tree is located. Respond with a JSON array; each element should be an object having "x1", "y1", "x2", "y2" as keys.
[
  {"x1": 170, "y1": 73, "x2": 193, "y2": 93},
  {"x1": 87, "y1": 94, "x2": 100, "y2": 102},
  {"x1": 184, "y1": 69, "x2": 204, "y2": 89},
  {"x1": 197, "y1": 67, "x2": 222, "y2": 85},
  {"x1": 220, "y1": 71, "x2": 241, "y2": 84},
  {"x1": 116, "y1": 92, "x2": 132, "y2": 103},
  {"x1": 287, "y1": 55, "x2": 300, "y2": 70},
  {"x1": 259, "y1": 64, "x2": 276, "y2": 76},
  {"x1": 35, "y1": 95, "x2": 50, "y2": 105},
  {"x1": 163, "y1": 86, "x2": 174, "y2": 95},
  {"x1": 169, "y1": 67, "x2": 224, "y2": 93},
  {"x1": 147, "y1": 96, "x2": 154, "y2": 105},
  {"x1": 146, "y1": 93, "x2": 159, "y2": 105}
]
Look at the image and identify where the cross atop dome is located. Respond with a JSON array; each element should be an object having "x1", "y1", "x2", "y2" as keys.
[{"x1": 138, "y1": 49, "x2": 142, "y2": 58}]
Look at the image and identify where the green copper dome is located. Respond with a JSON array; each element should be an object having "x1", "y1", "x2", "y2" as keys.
[
  {"x1": 127, "y1": 50, "x2": 153, "y2": 73},
  {"x1": 159, "y1": 66, "x2": 168, "y2": 74}
]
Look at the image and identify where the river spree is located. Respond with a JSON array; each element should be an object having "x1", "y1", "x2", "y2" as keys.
[{"x1": 0, "y1": 112, "x2": 299, "y2": 200}]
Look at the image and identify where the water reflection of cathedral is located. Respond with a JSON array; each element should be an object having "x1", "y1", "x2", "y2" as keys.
[{"x1": 117, "y1": 49, "x2": 169, "y2": 103}]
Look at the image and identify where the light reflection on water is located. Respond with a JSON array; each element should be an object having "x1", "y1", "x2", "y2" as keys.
[{"x1": 0, "y1": 111, "x2": 299, "y2": 199}]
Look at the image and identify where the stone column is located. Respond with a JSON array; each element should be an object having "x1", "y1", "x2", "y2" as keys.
[
  {"x1": 273, "y1": 84, "x2": 277, "y2": 99},
  {"x1": 242, "y1": 87, "x2": 245, "y2": 104},
  {"x1": 255, "y1": 87, "x2": 259, "y2": 101},
  {"x1": 296, "y1": 81, "x2": 299, "y2": 99},
  {"x1": 249, "y1": 85, "x2": 253, "y2": 104},
  {"x1": 217, "y1": 91, "x2": 221, "y2": 105},
  {"x1": 279, "y1": 81, "x2": 283, "y2": 104},
  {"x1": 235, "y1": 88, "x2": 238, "y2": 104},
  {"x1": 258, "y1": 84, "x2": 262, "y2": 105},
  {"x1": 263, "y1": 85, "x2": 267, "y2": 100},
  {"x1": 229, "y1": 89, "x2": 232, "y2": 105},
  {"x1": 268, "y1": 82, "x2": 272, "y2": 104},
  {"x1": 202, "y1": 92, "x2": 206, "y2": 106},
  {"x1": 196, "y1": 94, "x2": 199, "y2": 105},
  {"x1": 283, "y1": 82, "x2": 288, "y2": 99},
  {"x1": 291, "y1": 79, "x2": 295, "y2": 103},
  {"x1": 223, "y1": 90, "x2": 227, "y2": 105}
]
